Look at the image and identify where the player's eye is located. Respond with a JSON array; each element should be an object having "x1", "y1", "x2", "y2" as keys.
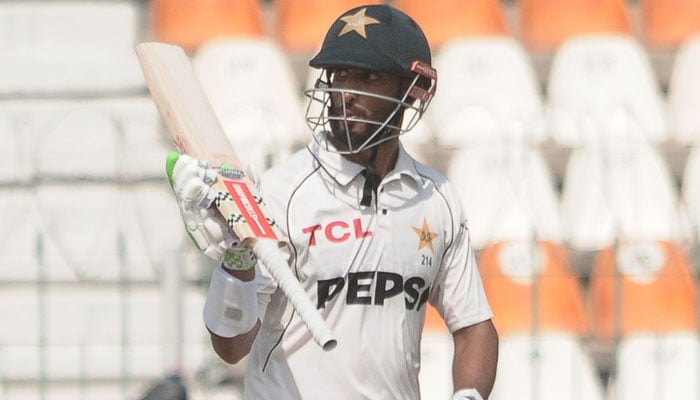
[
  {"x1": 366, "y1": 72, "x2": 380, "y2": 81},
  {"x1": 334, "y1": 69, "x2": 349, "y2": 79}
]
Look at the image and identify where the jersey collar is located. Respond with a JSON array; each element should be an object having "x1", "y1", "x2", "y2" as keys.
[{"x1": 308, "y1": 134, "x2": 423, "y2": 188}]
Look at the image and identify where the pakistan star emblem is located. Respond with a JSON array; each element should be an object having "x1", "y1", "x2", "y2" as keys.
[
  {"x1": 413, "y1": 218, "x2": 438, "y2": 252},
  {"x1": 338, "y1": 8, "x2": 380, "y2": 39}
]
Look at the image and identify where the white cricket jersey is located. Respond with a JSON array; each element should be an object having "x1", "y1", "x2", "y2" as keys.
[{"x1": 243, "y1": 137, "x2": 492, "y2": 400}]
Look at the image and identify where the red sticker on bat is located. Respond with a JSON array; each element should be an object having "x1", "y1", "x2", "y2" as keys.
[{"x1": 223, "y1": 179, "x2": 278, "y2": 239}]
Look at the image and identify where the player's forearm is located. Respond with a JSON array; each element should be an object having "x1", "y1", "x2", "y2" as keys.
[
  {"x1": 209, "y1": 320, "x2": 260, "y2": 364},
  {"x1": 451, "y1": 319, "x2": 499, "y2": 399}
]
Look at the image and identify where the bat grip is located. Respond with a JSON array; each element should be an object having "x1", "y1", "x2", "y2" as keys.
[{"x1": 252, "y1": 239, "x2": 338, "y2": 351}]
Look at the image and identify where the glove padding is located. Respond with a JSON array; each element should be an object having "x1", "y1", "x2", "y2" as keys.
[{"x1": 166, "y1": 152, "x2": 257, "y2": 271}]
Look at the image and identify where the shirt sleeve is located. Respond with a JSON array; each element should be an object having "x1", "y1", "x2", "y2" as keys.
[{"x1": 429, "y1": 190, "x2": 493, "y2": 333}]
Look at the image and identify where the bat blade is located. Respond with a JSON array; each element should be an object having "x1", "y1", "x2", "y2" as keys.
[
  {"x1": 136, "y1": 41, "x2": 336, "y2": 351},
  {"x1": 135, "y1": 41, "x2": 272, "y2": 242},
  {"x1": 135, "y1": 42, "x2": 238, "y2": 165}
]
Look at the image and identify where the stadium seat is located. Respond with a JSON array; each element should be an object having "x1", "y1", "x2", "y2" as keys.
[
  {"x1": 0, "y1": 110, "x2": 30, "y2": 183},
  {"x1": 447, "y1": 144, "x2": 563, "y2": 250},
  {"x1": 34, "y1": 183, "x2": 131, "y2": 282},
  {"x1": 192, "y1": 38, "x2": 307, "y2": 170},
  {"x1": 682, "y1": 146, "x2": 700, "y2": 241},
  {"x1": 667, "y1": 34, "x2": 700, "y2": 145},
  {"x1": 612, "y1": 332, "x2": 699, "y2": 400},
  {"x1": 426, "y1": 37, "x2": 546, "y2": 147},
  {"x1": 0, "y1": 188, "x2": 41, "y2": 282},
  {"x1": 491, "y1": 333, "x2": 605, "y2": 400},
  {"x1": 1, "y1": 383, "x2": 141, "y2": 400},
  {"x1": 27, "y1": 100, "x2": 120, "y2": 179},
  {"x1": 33, "y1": 182, "x2": 187, "y2": 284},
  {"x1": 546, "y1": 35, "x2": 669, "y2": 147},
  {"x1": 519, "y1": 0, "x2": 633, "y2": 52},
  {"x1": 16, "y1": 96, "x2": 187, "y2": 282},
  {"x1": 560, "y1": 139, "x2": 687, "y2": 253},
  {"x1": 399, "y1": 119, "x2": 437, "y2": 166},
  {"x1": 479, "y1": 240, "x2": 589, "y2": 337},
  {"x1": 118, "y1": 97, "x2": 172, "y2": 180},
  {"x1": 392, "y1": 0, "x2": 509, "y2": 50},
  {"x1": 0, "y1": 285, "x2": 208, "y2": 383},
  {"x1": 149, "y1": 0, "x2": 266, "y2": 52},
  {"x1": 639, "y1": 0, "x2": 700, "y2": 50},
  {"x1": 124, "y1": 185, "x2": 190, "y2": 281},
  {"x1": 0, "y1": 98, "x2": 185, "y2": 282},
  {"x1": 0, "y1": 1, "x2": 143, "y2": 95},
  {"x1": 274, "y1": 0, "x2": 382, "y2": 54},
  {"x1": 477, "y1": 234, "x2": 599, "y2": 399},
  {"x1": 6, "y1": 97, "x2": 168, "y2": 180},
  {"x1": 588, "y1": 240, "x2": 697, "y2": 342}
]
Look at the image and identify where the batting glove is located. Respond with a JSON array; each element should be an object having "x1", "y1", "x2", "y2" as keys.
[{"x1": 166, "y1": 152, "x2": 257, "y2": 271}]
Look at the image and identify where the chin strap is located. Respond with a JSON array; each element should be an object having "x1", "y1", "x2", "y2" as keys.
[{"x1": 360, "y1": 146, "x2": 380, "y2": 208}]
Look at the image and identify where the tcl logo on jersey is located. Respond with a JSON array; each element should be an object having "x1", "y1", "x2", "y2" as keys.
[
  {"x1": 302, "y1": 218, "x2": 372, "y2": 246},
  {"x1": 317, "y1": 271, "x2": 430, "y2": 311}
]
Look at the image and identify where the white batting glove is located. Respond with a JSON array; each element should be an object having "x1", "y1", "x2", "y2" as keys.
[
  {"x1": 452, "y1": 388, "x2": 484, "y2": 400},
  {"x1": 166, "y1": 152, "x2": 257, "y2": 271}
]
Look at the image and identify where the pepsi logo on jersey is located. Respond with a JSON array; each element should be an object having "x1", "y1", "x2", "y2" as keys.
[{"x1": 317, "y1": 271, "x2": 430, "y2": 310}]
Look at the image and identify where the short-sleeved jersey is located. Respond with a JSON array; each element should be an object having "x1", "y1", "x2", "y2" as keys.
[{"x1": 243, "y1": 138, "x2": 492, "y2": 400}]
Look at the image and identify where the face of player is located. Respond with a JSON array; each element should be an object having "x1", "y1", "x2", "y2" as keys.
[{"x1": 327, "y1": 68, "x2": 407, "y2": 153}]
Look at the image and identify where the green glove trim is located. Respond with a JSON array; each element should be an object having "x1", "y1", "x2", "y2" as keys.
[{"x1": 165, "y1": 151, "x2": 180, "y2": 188}]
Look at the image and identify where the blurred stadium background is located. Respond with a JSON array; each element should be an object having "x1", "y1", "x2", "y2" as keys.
[{"x1": 1, "y1": 0, "x2": 700, "y2": 399}]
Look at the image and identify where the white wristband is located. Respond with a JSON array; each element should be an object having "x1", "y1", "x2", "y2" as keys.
[
  {"x1": 452, "y1": 388, "x2": 484, "y2": 400},
  {"x1": 203, "y1": 265, "x2": 258, "y2": 338}
]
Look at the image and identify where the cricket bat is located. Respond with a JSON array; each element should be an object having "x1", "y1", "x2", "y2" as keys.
[{"x1": 135, "y1": 41, "x2": 337, "y2": 351}]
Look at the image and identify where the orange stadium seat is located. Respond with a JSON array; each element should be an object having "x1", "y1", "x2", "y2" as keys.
[
  {"x1": 274, "y1": 0, "x2": 382, "y2": 54},
  {"x1": 149, "y1": 0, "x2": 266, "y2": 52},
  {"x1": 640, "y1": 0, "x2": 700, "y2": 49},
  {"x1": 479, "y1": 241, "x2": 589, "y2": 337},
  {"x1": 588, "y1": 240, "x2": 697, "y2": 342},
  {"x1": 393, "y1": 0, "x2": 509, "y2": 50},
  {"x1": 481, "y1": 241, "x2": 605, "y2": 400},
  {"x1": 519, "y1": 0, "x2": 633, "y2": 52}
]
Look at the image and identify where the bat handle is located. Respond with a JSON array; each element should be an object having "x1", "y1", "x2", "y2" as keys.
[{"x1": 252, "y1": 239, "x2": 338, "y2": 351}]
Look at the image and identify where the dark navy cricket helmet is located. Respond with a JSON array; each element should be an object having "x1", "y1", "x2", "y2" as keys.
[
  {"x1": 309, "y1": 4, "x2": 432, "y2": 74},
  {"x1": 304, "y1": 4, "x2": 438, "y2": 154}
]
